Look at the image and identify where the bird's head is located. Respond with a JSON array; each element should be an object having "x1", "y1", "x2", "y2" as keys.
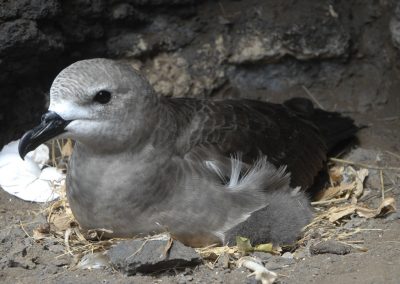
[{"x1": 19, "y1": 58, "x2": 160, "y2": 158}]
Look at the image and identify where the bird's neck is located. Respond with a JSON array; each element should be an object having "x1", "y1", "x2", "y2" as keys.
[
  {"x1": 147, "y1": 97, "x2": 180, "y2": 150},
  {"x1": 67, "y1": 96, "x2": 182, "y2": 157}
]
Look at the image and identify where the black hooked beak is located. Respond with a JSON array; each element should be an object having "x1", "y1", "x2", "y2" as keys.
[{"x1": 18, "y1": 111, "x2": 71, "y2": 159}]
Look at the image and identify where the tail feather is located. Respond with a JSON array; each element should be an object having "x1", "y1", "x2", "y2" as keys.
[
  {"x1": 311, "y1": 109, "x2": 359, "y2": 151},
  {"x1": 284, "y1": 97, "x2": 360, "y2": 151}
]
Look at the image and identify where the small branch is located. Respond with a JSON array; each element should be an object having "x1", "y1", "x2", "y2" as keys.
[
  {"x1": 329, "y1": 157, "x2": 400, "y2": 171},
  {"x1": 311, "y1": 197, "x2": 348, "y2": 206},
  {"x1": 64, "y1": 228, "x2": 74, "y2": 256},
  {"x1": 380, "y1": 170, "x2": 385, "y2": 201},
  {"x1": 19, "y1": 220, "x2": 32, "y2": 238},
  {"x1": 302, "y1": 86, "x2": 325, "y2": 110},
  {"x1": 377, "y1": 116, "x2": 399, "y2": 122},
  {"x1": 385, "y1": 150, "x2": 400, "y2": 160}
]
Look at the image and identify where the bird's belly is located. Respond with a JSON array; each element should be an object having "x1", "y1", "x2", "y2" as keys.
[
  {"x1": 66, "y1": 177, "x2": 163, "y2": 237},
  {"x1": 66, "y1": 153, "x2": 169, "y2": 237},
  {"x1": 65, "y1": 164, "x2": 224, "y2": 245}
]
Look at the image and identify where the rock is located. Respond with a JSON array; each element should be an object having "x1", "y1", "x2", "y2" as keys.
[
  {"x1": 144, "y1": 53, "x2": 192, "y2": 97},
  {"x1": 310, "y1": 240, "x2": 352, "y2": 255},
  {"x1": 228, "y1": 16, "x2": 349, "y2": 64},
  {"x1": 110, "y1": 3, "x2": 146, "y2": 23},
  {"x1": 281, "y1": 252, "x2": 294, "y2": 259},
  {"x1": 1, "y1": 0, "x2": 399, "y2": 152},
  {"x1": 343, "y1": 148, "x2": 381, "y2": 189},
  {"x1": 4, "y1": 247, "x2": 38, "y2": 270},
  {"x1": 177, "y1": 278, "x2": 187, "y2": 284},
  {"x1": 177, "y1": 274, "x2": 194, "y2": 284},
  {"x1": 0, "y1": 227, "x2": 26, "y2": 244},
  {"x1": 107, "y1": 33, "x2": 148, "y2": 57},
  {"x1": 130, "y1": 0, "x2": 197, "y2": 5},
  {"x1": 390, "y1": 2, "x2": 400, "y2": 49},
  {"x1": 343, "y1": 148, "x2": 400, "y2": 192},
  {"x1": 385, "y1": 212, "x2": 400, "y2": 222},
  {"x1": 76, "y1": 252, "x2": 110, "y2": 270},
  {"x1": 107, "y1": 15, "x2": 198, "y2": 58},
  {"x1": 6, "y1": 258, "x2": 32, "y2": 269},
  {"x1": 215, "y1": 253, "x2": 230, "y2": 269},
  {"x1": 0, "y1": 19, "x2": 64, "y2": 58},
  {"x1": 23, "y1": 213, "x2": 48, "y2": 233},
  {"x1": 107, "y1": 235, "x2": 202, "y2": 275},
  {"x1": 343, "y1": 217, "x2": 366, "y2": 229},
  {"x1": 59, "y1": 17, "x2": 104, "y2": 42},
  {"x1": 250, "y1": 251, "x2": 273, "y2": 263},
  {"x1": 293, "y1": 249, "x2": 306, "y2": 260},
  {"x1": 62, "y1": 0, "x2": 106, "y2": 18},
  {"x1": 264, "y1": 255, "x2": 296, "y2": 270},
  {"x1": 52, "y1": 255, "x2": 71, "y2": 267},
  {"x1": 185, "y1": 275, "x2": 194, "y2": 281},
  {"x1": 0, "y1": 0, "x2": 61, "y2": 20},
  {"x1": 45, "y1": 244, "x2": 65, "y2": 254},
  {"x1": 344, "y1": 148, "x2": 382, "y2": 165},
  {"x1": 43, "y1": 264, "x2": 60, "y2": 275}
]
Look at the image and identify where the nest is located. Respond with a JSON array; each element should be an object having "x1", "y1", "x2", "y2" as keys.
[{"x1": 26, "y1": 139, "x2": 398, "y2": 267}]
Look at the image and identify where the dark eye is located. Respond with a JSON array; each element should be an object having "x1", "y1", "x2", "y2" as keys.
[{"x1": 93, "y1": 90, "x2": 111, "y2": 104}]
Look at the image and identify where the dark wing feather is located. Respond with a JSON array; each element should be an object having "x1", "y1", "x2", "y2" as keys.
[{"x1": 168, "y1": 98, "x2": 327, "y2": 189}]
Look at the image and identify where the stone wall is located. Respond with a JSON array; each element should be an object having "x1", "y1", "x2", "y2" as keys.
[{"x1": 1, "y1": 0, "x2": 399, "y2": 148}]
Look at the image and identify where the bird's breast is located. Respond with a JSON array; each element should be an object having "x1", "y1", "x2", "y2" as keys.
[{"x1": 65, "y1": 144, "x2": 175, "y2": 235}]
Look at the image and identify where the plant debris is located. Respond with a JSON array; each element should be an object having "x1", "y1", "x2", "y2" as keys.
[
  {"x1": 236, "y1": 236, "x2": 277, "y2": 254},
  {"x1": 301, "y1": 161, "x2": 397, "y2": 252},
  {"x1": 237, "y1": 256, "x2": 277, "y2": 284}
]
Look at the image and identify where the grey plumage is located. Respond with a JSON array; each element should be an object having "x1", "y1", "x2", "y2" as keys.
[{"x1": 19, "y1": 58, "x2": 357, "y2": 247}]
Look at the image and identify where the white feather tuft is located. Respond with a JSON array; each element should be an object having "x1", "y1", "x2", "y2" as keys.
[
  {"x1": 228, "y1": 154, "x2": 290, "y2": 192},
  {"x1": 228, "y1": 152, "x2": 243, "y2": 188},
  {"x1": 205, "y1": 153, "x2": 291, "y2": 192},
  {"x1": 205, "y1": 160, "x2": 227, "y2": 184}
]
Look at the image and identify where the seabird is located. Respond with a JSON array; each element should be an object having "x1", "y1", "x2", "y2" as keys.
[{"x1": 18, "y1": 59, "x2": 358, "y2": 247}]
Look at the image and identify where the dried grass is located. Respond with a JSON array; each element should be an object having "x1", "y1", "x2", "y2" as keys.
[{"x1": 302, "y1": 158, "x2": 397, "y2": 250}]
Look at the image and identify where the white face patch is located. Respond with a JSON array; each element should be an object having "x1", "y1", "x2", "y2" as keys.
[
  {"x1": 64, "y1": 120, "x2": 98, "y2": 141},
  {"x1": 49, "y1": 101, "x2": 90, "y2": 121},
  {"x1": 63, "y1": 119, "x2": 122, "y2": 147},
  {"x1": 65, "y1": 120, "x2": 90, "y2": 133}
]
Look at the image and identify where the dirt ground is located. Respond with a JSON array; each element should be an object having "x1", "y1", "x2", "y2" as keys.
[
  {"x1": 1, "y1": 0, "x2": 400, "y2": 283},
  {"x1": 1, "y1": 87, "x2": 399, "y2": 284}
]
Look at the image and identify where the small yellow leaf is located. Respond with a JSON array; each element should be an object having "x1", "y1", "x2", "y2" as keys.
[
  {"x1": 236, "y1": 236, "x2": 254, "y2": 253},
  {"x1": 254, "y1": 243, "x2": 274, "y2": 253}
]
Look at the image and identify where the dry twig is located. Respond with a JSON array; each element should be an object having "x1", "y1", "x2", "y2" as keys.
[{"x1": 329, "y1": 157, "x2": 400, "y2": 171}]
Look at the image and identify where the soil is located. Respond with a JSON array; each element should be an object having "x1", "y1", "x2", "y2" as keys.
[{"x1": 1, "y1": 0, "x2": 400, "y2": 283}]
